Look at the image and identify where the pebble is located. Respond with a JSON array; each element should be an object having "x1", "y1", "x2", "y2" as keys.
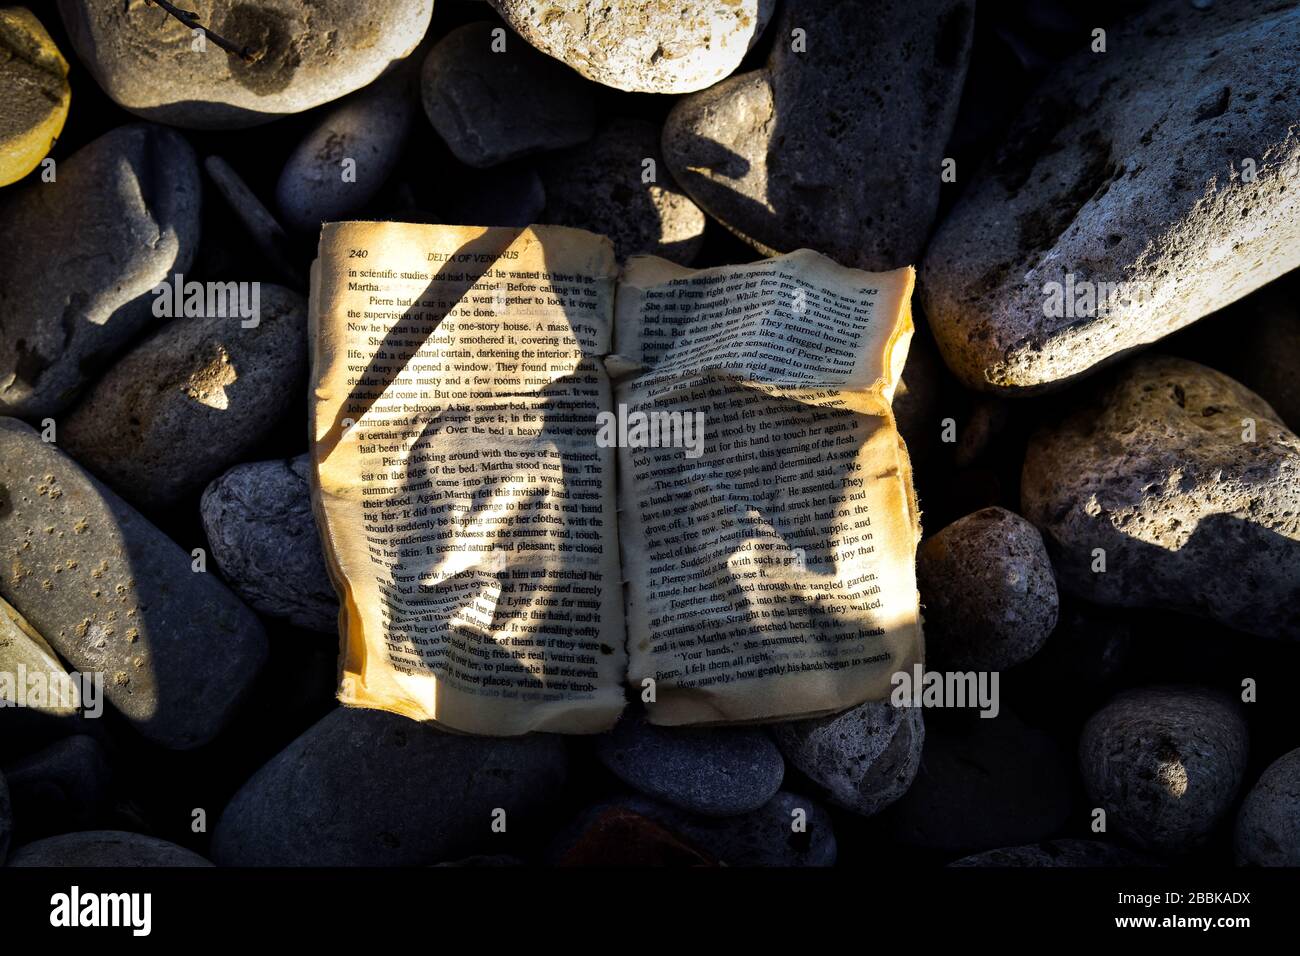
[
  {"x1": 212, "y1": 707, "x2": 568, "y2": 865},
  {"x1": 0, "y1": 417, "x2": 268, "y2": 749},
  {"x1": 0, "y1": 123, "x2": 201, "y2": 417},
  {"x1": 200, "y1": 455, "x2": 338, "y2": 633},
  {"x1": 885, "y1": 710, "x2": 1074, "y2": 853},
  {"x1": 610, "y1": 791, "x2": 837, "y2": 867},
  {"x1": 1235, "y1": 748, "x2": 1300, "y2": 866},
  {"x1": 277, "y1": 73, "x2": 414, "y2": 231},
  {"x1": 916, "y1": 507, "x2": 1059, "y2": 671},
  {"x1": 58, "y1": 0, "x2": 433, "y2": 129},
  {"x1": 920, "y1": 0, "x2": 1300, "y2": 392},
  {"x1": 950, "y1": 839, "x2": 1157, "y2": 867},
  {"x1": 2, "y1": 735, "x2": 110, "y2": 842},
  {"x1": 421, "y1": 21, "x2": 594, "y2": 168},
  {"x1": 542, "y1": 119, "x2": 705, "y2": 264},
  {"x1": 1080, "y1": 686, "x2": 1248, "y2": 854},
  {"x1": 663, "y1": 0, "x2": 974, "y2": 270},
  {"x1": 1021, "y1": 356, "x2": 1300, "y2": 639},
  {"x1": 7, "y1": 830, "x2": 211, "y2": 866},
  {"x1": 771, "y1": 701, "x2": 923, "y2": 817},
  {"x1": 594, "y1": 712, "x2": 783, "y2": 817},
  {"x1": 487, "y1": 0, "x2": 774, "y2": 94},
  {"x1": 60, "y1": 284, "x2": 308, "y2": 511},
  {"x1": 0, "y1": 7, "x2": 70, "y2": 186}
]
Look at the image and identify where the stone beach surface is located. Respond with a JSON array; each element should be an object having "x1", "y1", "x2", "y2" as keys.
[{"x1": 0, "y1": 1, "x2": 1295, "y2": 872}]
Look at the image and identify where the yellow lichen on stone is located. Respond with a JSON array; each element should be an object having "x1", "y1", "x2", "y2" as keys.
[{"x1": 0, "y1": 7, "x2": 71, "y2": 187}]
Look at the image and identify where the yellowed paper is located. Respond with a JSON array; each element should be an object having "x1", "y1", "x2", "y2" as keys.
[
  {"x1": 612, "y1": 252, "x2": 924, "y2": 725},
  {"x1": 310, "y1": 222, "x2": 626, "y2": 735}
]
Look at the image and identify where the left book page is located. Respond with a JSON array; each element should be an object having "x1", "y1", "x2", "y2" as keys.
[{"x1": 309, "y1": 221, "x2": 627, "y2": 735}]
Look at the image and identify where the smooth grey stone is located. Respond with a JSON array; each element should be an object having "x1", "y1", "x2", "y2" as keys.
[
  {"x1": 885, "y1": 710, "x2": 1074, "y2": 853},
  {"x1": 60, "y1": 284, "x2": 308, "y2": 511},
  {"x1": 7, "y1": 830, "x2": 211, "y2": 866},
  {"x1": 917, "y1": 507, "x2": 1059, "y2": 671},
  {"x1": 0, "y1": 418, "x2": 268, "y2": 749},
  {"x1": 1236, "y1": 748, "x2": 1300, "y2": 866},
  {"x1": 200, "y1": 455, "x2": 337, "y2": 633},
  {"x1": 488, "y1": 0, "x2": 773, "y2": 94},
  {"x1": 0, "y1": 123, "x2": 200, "y2": 417},
  {"x1": 1021, "y1": 356, "x2": 1300, "y2": 639},
  {"x1": 612, "y1": 791, "x2": 837, "y2": 867},
  {"x1": 211, "y1": 707, "x2": 568, "y2": 866},
  {"x1": 57, "y1": 0, "x2": 433, "y2": 129},
  {"x1": 663, "y1": 0, "x2": 974, "y2": 270},
  {"x1": 421, "y1": 21, "x2": 594, "y2": 168},
  {"x1": 594, "y1": 712, "x2": 783, "y2": 817},
  {"x1": 771, "y1": 701, "x2": 923, "y2": 817},
  {"x1": 950, "y1": 839, "x2": 1159, "y2": 867},
  {"x1": 277, "y1": 73, "x2": 413, "y2": 231},
  {"x1": 542, "y1": 118, "x2": 705, "y2": 265},
  {"x1": 2, "y1": 735, "x2": 110, "y2": 842},
  {"x1": 920, "y1": 0, "x2": 1300, "y2": 393},
  {"x1": 1080, "y1": 686, "x2": 1248, "y2": 854}
]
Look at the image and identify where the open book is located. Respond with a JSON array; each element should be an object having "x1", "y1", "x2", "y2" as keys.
[{"x1": 308, "y1": 222, "x2": 924, "y2": 735}]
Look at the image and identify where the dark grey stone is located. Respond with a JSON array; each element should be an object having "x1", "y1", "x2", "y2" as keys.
[
  {"x1": 917, "y1": 507, "x2": 1059, "y2": 670},
  {"x1": 594, "y1": 712, "x2": 783, "y2": 817},
  {"x1": 663, "y1": 0, "x2": 974, "y2": 270},
  {"x1": 421, "y1": 21, "x2": 594, "y2": 168},
  {"x1": 771, "y1": 701, "x2": 923, "y2": 817},
  {"x1": 2, "y1": 735, "x2": 110, "y2": 841},
  {"x1": 613, "y1": 791, "x2": 837, "y2": 867},
  {"x1": 0, "y1": 417, "x2": 268, "y2": 749},
  {"x1": 1236, "y1": 747, "x2": 1300, "y2": 866},
  {"x1": 0, "y1": 123, "x2": 200, "y2": 417},
  {"x1": 61, "y1": 285, "x2": 308, "y2": 511},
  {"x1": 1080, "y1": 686, "x2": 1248, "y2": 854},
  {"x1": 201, "y1": 455, "x2": 337, "y2": 633},
  {"x1": 7, "y1": 830, "x2": 211, "y2": 866},
  {"x1": 211, "y1": 707, "x2": 568, "y2": 866}
]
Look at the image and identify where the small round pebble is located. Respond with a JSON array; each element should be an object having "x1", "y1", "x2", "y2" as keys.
[
  {"x1": 1080, "y1": 686, "x2": 1248, "y2": 854},
  {"x1": 917, "y1": 506, "x2": 1059, "y2": 670},
  {"x1": 771, "y1": 701, "x2": 923, "y2": 817}
]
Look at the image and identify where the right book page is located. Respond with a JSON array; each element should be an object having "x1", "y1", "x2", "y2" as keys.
[{"x1": 611, "y1": 250, "x2": 924, "y2": 725}]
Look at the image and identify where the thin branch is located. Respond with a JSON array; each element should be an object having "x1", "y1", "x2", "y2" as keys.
[{"x1": 144, "y1": 0, "x2": 257, "y2": 62}]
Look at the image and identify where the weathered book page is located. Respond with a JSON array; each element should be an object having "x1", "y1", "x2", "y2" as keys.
[
  {"x1": 611, "y1": 251, "x2": 923, "y2": 725},
  {"x1": 310, "y1": 222, "x2": 626, "y2": 735}
]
